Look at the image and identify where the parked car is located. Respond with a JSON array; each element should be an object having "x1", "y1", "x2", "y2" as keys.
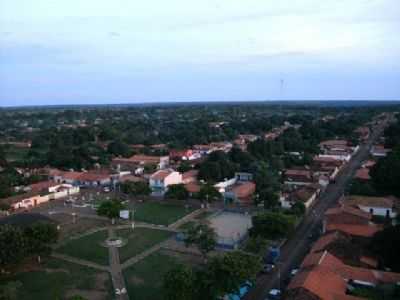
[
  {"x1": 290, "y1": 268, "x2": 299, "y2": 277},
  {"x1": 265, "y1": 289, "x2": 281, "y2": 300}
]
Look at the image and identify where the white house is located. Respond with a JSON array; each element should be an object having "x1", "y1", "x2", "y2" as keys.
[
  {"x1": 4, "y1": 183, "x2": 79, "y2": 210},
  {"x1": 149, "y1": 169, "x2": 182, "y2": 196}
]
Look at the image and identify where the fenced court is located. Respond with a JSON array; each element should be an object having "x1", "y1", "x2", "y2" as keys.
[{"x1": 208, "y1": 211, "x2": 252, "y2": 249}]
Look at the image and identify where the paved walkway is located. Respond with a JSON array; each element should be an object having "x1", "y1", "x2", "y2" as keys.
[
  {"x1": 108, "y1": 227, "x2": 130, "y2": 300},
  {"x1": 168, "y1": 208, "x2": 204, "y2": 230},
  {"x1": 121, "y1": 238, "x2": 171, "y2": 270}
]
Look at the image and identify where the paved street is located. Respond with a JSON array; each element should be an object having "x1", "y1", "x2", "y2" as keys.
[{"x1": 244, "y1": 120, "x2": 389, "y2": 300}]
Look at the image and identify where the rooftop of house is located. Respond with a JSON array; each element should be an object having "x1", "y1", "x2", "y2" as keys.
[
  {"x1": 287, "y1": 266, "x2": 361, "y2": 300},
  {"x1": 113, "y1": 154, "x2": 168, "y2": 164},
  {"x1": 311, "y1": 231, "x2": 344, "y2": 253},
  {"x1": 119, "y1": 174, "x2": 145, "y2": 183},
  {"x1": 345, "y1": 195, "x2": 395, "y2": 209},
  {"x1": 284, "y1": 169, "x2": 312, "y2": 178},
  {"x1": 326, "y1": 223, "x2": 381, "y2": 238},
  {"x1": 354, "y1": 168, "x2": 371, "y2": 181},
  {"x1": 301, "y1": 250, "x2": 400, "y2": 285},
  {"x1": 78, "y1": 172, "x2": 111, "y2": 182},
  {"x1": 150, "y1": 169, "x2": 174, "y2": 181},
  {"x1": 229, "y1": 182, "x2": 256, "y2": 198},
  {"x1": 291, "y1": 186, "x2": 318, "y2": 203},
  {"x1": 320, "y1": 140, "x2": 349, "y2": 147},
  {"x1": 29, "y1": 180, "x2": 59, "y2": 192},
  {"x1": 1, "y1": 190, "x2": 47, "y2": 205},
  {"x1": 325, "y1": 205, "x2": 372, "y2": 220}
]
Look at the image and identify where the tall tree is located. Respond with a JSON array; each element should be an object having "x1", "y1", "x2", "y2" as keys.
[
  {"x1": 184, "y1": 224, "x2": 217, "y2": 261},
  {"x1": 0, "y1": 225, "x2": 27, "y2": 269},
  {"x1": 163, "y1": 265, "x2": 195, "y2": 300},
  {"x1": 207, "y1": 251, "x2": 262, "y2": 297},
  {"x1": 97, "y1": 200, "x2": 125, "y2": 224}
]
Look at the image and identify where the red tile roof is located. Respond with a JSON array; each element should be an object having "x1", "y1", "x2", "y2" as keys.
[
  {"x1": 354, "y1": 168, "x2": 371, "y2": 180},
  {"x1": 285, "y1": 169, "x2": 312, "y2": 177},
  {"x1": 326, "y1": 223, "x2": 381, "y2": 238},
  {"x1": 345, "y1": 196, "x2": 394, "y2": 209},
  {"x1": 288, "y1": 266, "x2": 356, "y2": 300},
  {"x1": 150, "y1": 170, "x2": 173, "y2": 181},
  {"x1": 325, "y1": 205, "x2": 371, "y2": 220},
  {"x1": 311, "y1": 232, "x2": 342, "y2": 253},
  {"x1": 78, "y1": 172, "x2": 110, "y2": 182},
  {"x1": 231, "y1": 182, "x2": 256, "y2": 199},
  {"x1": 301, "y1": 251, "x2": 400, "y2": 285},
  {"x1": 29, "y1": 181, "x2": 59, "y2": 192}
]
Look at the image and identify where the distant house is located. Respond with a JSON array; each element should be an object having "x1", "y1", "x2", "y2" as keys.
[
  {"x1": 52, "y1": 171, "x2": 112, "y2": 187},
  {"x1": 323, "y1": 204, "x2": 381, "y2": 239},
  {"x1": 169, "y1": 149, "x2": 194, "y2": 161},
  {"x1": 149, "y1": 169, "x2": 182, "y2": 196},
  {"x1": 281, "y1": 185, "x2": 321, "y2": 209},
  {"x1": 354, "y1": 126, "x2": 370, "y2": 141},
  {"x1": 286, "y1": 249, "x2": 400, "y2": 300},
  {"x1": 112, "y1": 154, "x2": 169, "y2": 170},
  {"x1": 345, "y1": 195, "x2": 398, "y2": 218},
  {"x1": 193, "y1": 144, "x2": 216, "y2": 155},
  {"x1": 2, "y1": 183, "x2": 79, "y2": 211},
  {"x1": 77, "y1": 172, "x2": 112, "y2": 187},
  {"x1": 354, "y1": 167, "x2": 371, "y2": 181},
  {"x1": 284, "y1": 169, "x2": 313, "y2": 187},
  {"x1": 319, "y1": 140, "x2": 358, "y2": 162},
  {"x1": 235, "y1": 172, "x2": 253, "y2": 182},
  {"x1": 370, "y1": 145, "x2": 391, "y2": 157},
  {"x1": 223, "y1": 182, "x2": 256, "y2": 205}
]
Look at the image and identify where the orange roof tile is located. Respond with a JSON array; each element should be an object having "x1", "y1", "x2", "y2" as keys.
[
  {"x1": 326, "y1": 223, "x2": 381, "y2": 238},
  {"x1": 325, "y1": 205, "x2": 371, "y2": 220},
  {"x1": 150, "y1": 170, "x2": 173, "y2": 181}
]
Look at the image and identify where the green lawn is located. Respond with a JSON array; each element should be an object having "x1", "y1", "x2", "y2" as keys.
[
  {"x1": 57, "y1": 230, "x2": 109, "y2": 266},
  {"x1": 123, "y1": 251, "x2": 182, "y2": 300},
  {"x1": 117, "y1": 228, "x2": 173, "y2": 263},
  {"x1": 0, "y1": 258, "x2": 113, "y2": 300},
  {"x1": 133, "y1": 202, "x2": 195, "y2": 225}
]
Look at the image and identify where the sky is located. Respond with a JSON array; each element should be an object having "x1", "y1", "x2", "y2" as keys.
[{"x1": 0, "y1": 0, "x2": 399, "y2": 106}]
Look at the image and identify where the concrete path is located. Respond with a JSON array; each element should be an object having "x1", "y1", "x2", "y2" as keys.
[
  {"x1": 168, "y1": 208, "x2": 204, "y2": 230},
  {"x1": 51, "y1": 253, "x2": 110, "y2": 272},
  {"x1": 121, "y1": 239, "x2": 171, "y2": 270},
  {"x1": 108, "y1": 227, "x2": 130, "y2": 300}
]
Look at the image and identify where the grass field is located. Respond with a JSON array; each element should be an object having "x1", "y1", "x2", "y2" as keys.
[
  {"x1": 133, "y1": 202, "x2": 195, "y2": 225},
  {"x1": 0, "y1": 258, "x2": 113, "y2": 300},
  {"x1": 123, "y1": 251, "x2": 182, "y2": 300},
  {"x1": 117, "y1": 227, "x2": 173, "y2": 263},
  {"x1": 57, "y1": 230, "x2": 109, "y2": 266}
]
